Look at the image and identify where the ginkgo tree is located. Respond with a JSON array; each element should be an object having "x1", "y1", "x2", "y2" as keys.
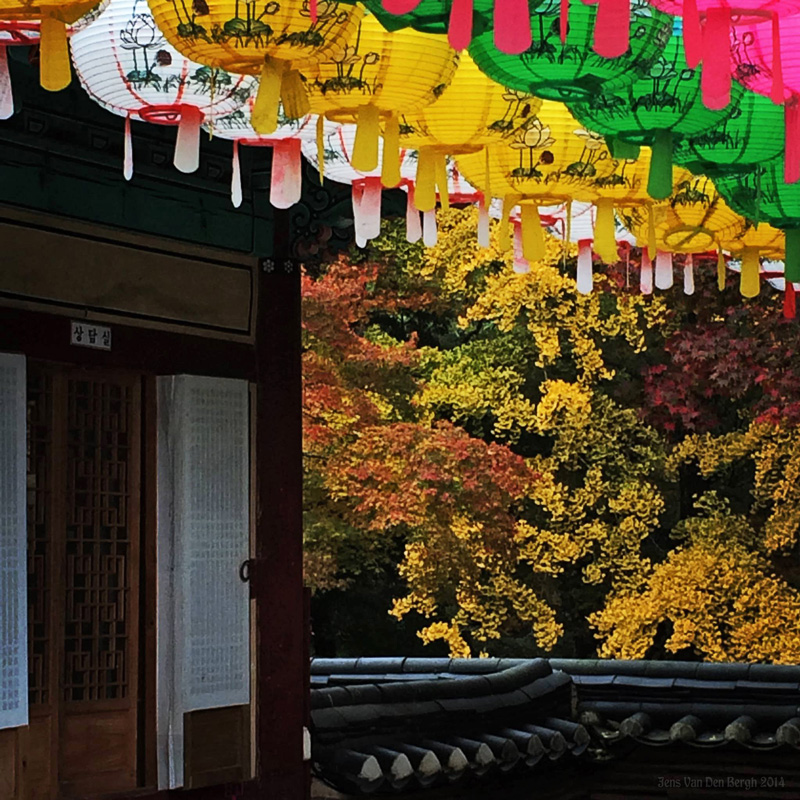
[{"x1": 303, "y1": 207, "x2": 800, "y2": 663}]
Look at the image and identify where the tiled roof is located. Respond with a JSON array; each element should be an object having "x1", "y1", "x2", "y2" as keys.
[{"x1": 309, "y1": 658, "x2": 800, "y2": 796}]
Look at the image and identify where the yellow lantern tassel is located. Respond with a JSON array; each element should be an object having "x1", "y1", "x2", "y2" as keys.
[
  {"x1": 252, "y1": 59, "x2": 285, "y2": 135},
  {"x1": 717, "y1": 246, "x2": 726, "y2": 291},
  {"x1": 352, "y1": 105, "x2": 380, "y2": 173},
  {"x1": 40, "y1": 12, "x2": 70, "y2": 92},
  {"x1": 499, "y1": 195, "x2": 519, "y2": 252},
  {"x1": 484, "y1": 146, "x2": 491, "y2": 202},
  {"x1": 316, "y1": 115, "x2": 325, "y2": 185},
  {"x1": 740, "y1": 246, "x2": 761, "y2": 298},
  {"x1": 281, "y1": 68, "x2": 310, "y2": 120},
  {"x1": 434, "y1": 152, "x2": 450, "y2": 212},
  {"x1": 520, "y1": 204, "x2": 545, "y2": 262},
  {"x1": 647, "y1": 204, "x2": 657, "y2": 261},
  {"x1": 381, "y1": 112, "x2": 401, "y2": 188},
  {"x1": 594, "y1": 198, "x2": 617, "y2": 264},
  {"x1": 415, "y1": 147, "x2": 437, "y2": 212}
]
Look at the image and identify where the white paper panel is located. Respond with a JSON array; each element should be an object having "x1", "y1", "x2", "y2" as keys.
[
  {"x1": 156, "y1": 375, "x2": 250, "y2": 789},
  {"x1": 0, "y1": 354, "x2": 27, "y2": 730}
]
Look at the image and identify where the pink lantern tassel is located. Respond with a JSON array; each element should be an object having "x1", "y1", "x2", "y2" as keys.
[
  {"x1": 785, "y1": 282, "x2": 797, "y2": 320},
  {"x1": 640, "y1": 250, "x2": 653, "y2": 295},
  {"x1": 123, "y1": 113, "x2": 133, "y2": 182},
  {"x1": 231, "y1": 140, "x2": 242, "y2": 208},
  {"x1": 477, "y1": 196, "x2": 490, "y2": 248},
  {"x1": 406, "y1": 187, "x2": 422, "y2": 243},
  {"x1": 576, "y1": 240, "x2": 593, "y2": 294},
  {"x1": 310, "y1": 0, "x2": 317, "y2": 23},
  {"x1": 560, "y1": 0, "x2": 568, "y2": 44},
  {"x1": 174, "y1": 106, "x2": 203, "y2": 174},
  {"x1": 270, "y1": 139, "x2": 302, "y2": 209},
  {"x1": 0, "y1": 46, "x2": 12, "y2": 120},
  {"x1": 683, "y1": 253, "x2": 695, "y2": 295},
  {"x1": 771, "y1": 14, "x2": 784, "y2": 104},
  {"x1": 701, "y1": 7, "x2": 732, "y2": 110},
  {"x1": 352, "y1": 183, "x2": 364, "y2": 246},
  {"x1": 448, "y1": 0, "x2": 473, "y2": 50},
  {"x1": 593, "y1": 0, "x2": 630, "y2": 59},
  {"x1": 512, "y1": 221, "x2": 530, "y2": 274},
  {"x1": 655, "y1": 250, "x2": 673, "y2": 289},
  {"x1": 357, "y1": 177, "x2": 382, "y2": 242},
  {"x1": 382, "y1": 0, "x2": 422, "y2": 14},
  {"x1": 682, "y1": 0, "x2": 702, "y2": 69},
  {"x1": 423, "y1": 209, "x2": 438, "y2": 247},
  {"x1": 494, "y1": 0, "x2": 532, "y2": 54},
  {"x1": 785, "y1": 100, "x2": 800, "y2": 184}
]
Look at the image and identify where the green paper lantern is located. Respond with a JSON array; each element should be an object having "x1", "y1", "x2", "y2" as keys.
[
  {"x1": 467, "y1": 0, "x2": 672, "y2": 105},
  {"x1": 674, "y1": 89, "x2": 784, "y2": 177},
  {"x1": 569, "y1": 33, "x2": 743, "y2": 200},
  {"x1": 715, "y1": 162, "x2": 800, "y2": 281}
]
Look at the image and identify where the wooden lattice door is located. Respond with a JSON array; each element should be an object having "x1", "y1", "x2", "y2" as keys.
[{"x1": 25, "y1": 365, "x2": 141, "y2": 799}]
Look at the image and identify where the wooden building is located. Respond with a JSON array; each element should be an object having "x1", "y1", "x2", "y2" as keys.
[{"x1": 0, "y1": 45, "x2": 348, "y2": 800}]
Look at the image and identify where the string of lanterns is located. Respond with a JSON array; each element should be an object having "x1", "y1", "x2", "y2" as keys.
[{"x1": 4, "y1": 0, "x2": 800, "y2": 311}]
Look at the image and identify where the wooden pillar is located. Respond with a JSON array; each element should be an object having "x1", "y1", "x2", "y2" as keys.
[{"x1": 253, "y1": 209, "x2": 308, "y2": 800}]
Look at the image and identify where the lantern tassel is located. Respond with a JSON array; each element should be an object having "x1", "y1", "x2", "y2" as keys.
[
  {"x1": 560, "y1": 0, "x2": 568, "y2": 43},
  {"x1": 448, "y1": 0, "x2": 473, "y2": 50},
  {"x1": 422, "y1": 209, "x2": 438, "y2": 247},
  {"x1": 740, "y1": 246, "x2": 760, "y2": 297},
  {"x1": 477, "y1": 195, "x2": 490, "y2": 248},
  {"x1": 310, "y1": 0, "x2": 317, "y2": 24},
  {"x1": 494, "y1": 0, "x2": 532, "y2": 54},
  {"x1": 682, "y1": 0, "x2": 702, "y2": 69},
  {"x1": 406, "y1": 186, "x2": 422, "y2": 243},
  {"x1": 576, "y1": 240, "x2": 593, "y2": 294},
  {"x1": 39, "y1": 12, "x2": 70, "y2": 92},
  {"x1": 771, "y1": 14, "x2": 784, "y2": 104},
  {"x1": 252, "y1": 59, "x2": 284, "y2": 135},
  {"x1": 648, "y1": 129, "x2": 673, "y2": 200},
  {"x1": 512, "y1": 221, "x2": 530, "y2": 274},
  {"x1": 717, "y1": 245, "x2": 726, "y2": 290},
  {"x1": 415, "y1": 147, "x2": 437, "y2": 212},
  {"x1": 0, "y1": 46, "x2": 12, "y2": 119},
  {"x1": 174, "y1": 105, "x2": 203, "y2": 174},
  {"x1": 484, "y1": 146, "x2": 491, "y2": 201},
  {"x1": 785, "y1": 100, "x2": 800, "y2": 184},
  {"x1": 683, "y1": 253, "x2": 695, "y2": 295},
  {"x1": 382, "y1": 0, "x2": 423, "y2": 14},
  {"x1": 655, "y1": 250, "x2": 673, "y2": 290},
  {"x1": 499, "y1": 194, "x2": 519, "y2": 252},
  {"x1": 381, "y1": 112, "x2": 401, "y2": 188},
  {"x1": 352, "y1": 105, "x2": 381, "y2": 173},
  {"x1": 270, "y1": 139, "x2": 302, "y2": 209},
  {"x1": 701, "y1": 7, "x2": 732, "y2": 110},
  {"x1": 785, "y1": 228, "x2": 800, "y2": 283},
  {"x1": 231, "y1": 140, "x2": 242, "y2": 208},
  {"x1": 316, "y1": 115, "x2": 325, "y2": 184},
  {"x1": 647, "y1": 204, "x2": 657, "y2": 261},
  {"x1": 520, "y1": 204, "x2": 545, "y2": 262},
  {"x1": 593, "y1": 0, "x2": 630, "y2": 59},
  {"x1": 640, "y1": 250, "x2": 653, "y2": 295},
  {"x1": 434, "y1": 152, "x2": 450, "y2": 212},
  {"x1": 356, "y1": 177, "x2": 382, "y2": 242},
  {"x1": 281, "y1": 68, "x2": 310, "y2": 120},
  {"x1": 123, "y1": 113, "x2": 134, "y2": 182},
  {"x1": 594, "y1": 198, "x2": 617, "y2": 264},
  {"x1": 785, "y1": 281, "x2": 797, "y2": 319}
]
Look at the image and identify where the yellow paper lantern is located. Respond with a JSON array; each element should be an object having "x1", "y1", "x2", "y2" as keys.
[
  {"x1": 146, "y1": 0, "x2": 362, "y2": 134},
  {"x1": 0, "y1": 0, "x2": 102, "y2": 90},
  {"x1": 720, "y1": 217, "x2": 785, "y2": 299},
  {"x1": 304, "y1": 11, "x2": 458, "y2": 176},
  {"x1": 398, "y1": 54, "x2": 540, "y2": 214}
]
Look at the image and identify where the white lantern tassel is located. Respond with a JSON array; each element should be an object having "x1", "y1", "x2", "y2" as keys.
[
  {"x1": 0, "y1": 46, "x2": 13, "y2": 120},
  {"x1": 123, "y1": 113, "x2": 133, "y2": 181},
  {"x1": 655, "y1": 250, "x2": 674, "y2": 290},
  {"x1": 406, "y1": 186, "x2": 422, "y2": 244},
  {"x1": 683, "y1": 253, "x2": 695, "y2": 295},
  {"x1": 174, "y1": 106, "x2": 203, "y2": 174},
  {"x1": 231, "y1": 140, "x2": 242, "y2": 208},
  {"x1": 576, "y1": 239, "x2": 593, "y2": 294},
  {"x1": 477, "y1": 195, "x2": 490, "y2": 248},
  {"x1": 423, "y1": 209, "x2": 438, "y2": 247},
  {"x1": 270, "y1": 139, "x2": 302, "y2": 209}
]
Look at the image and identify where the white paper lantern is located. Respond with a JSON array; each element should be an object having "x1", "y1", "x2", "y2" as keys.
[
  {"x1": 208, "y1": 99, "x2": 315, "y2": 210},
  {"x1": 70, "y1": 0, "x2": 255, "y2": 176}
]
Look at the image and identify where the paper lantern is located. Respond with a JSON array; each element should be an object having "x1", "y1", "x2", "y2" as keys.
[
  {"x1": 305, "y1": 12, "x2": 458, "y2": 176},
  {"x1": 398, "y1": 54, "x2": 540, "y2": 218},
  {"x1": 71, "y1": 0, "x2": 255, "y2": 174},
  {"x1": 646, "y1": 0, "x2": 800, "y2": 109},
  {"x1": 715, "y1": 160, "x2": 800, "y2": 283},
  {"x1": 673, "y1": 87, "x2": 783, "y2": 176},
  {"x1": 208, "y1": 100, "x2": 315, "y2": 207},
  {"x1": 721, "y1": 218, "x2": 784, "y2": 298},
  {"x1": 146, "y1": 0, "x2": 362, "y2": 135},
  {"x1": 301, "y1": 118, "x2": 417, "y2": 245},
  {"x1": 569, "y1": 31, "x2": 743, "y2": 200},
  {"x1": 467, "y1": 0, "x2": 673, "y2": 105}
]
